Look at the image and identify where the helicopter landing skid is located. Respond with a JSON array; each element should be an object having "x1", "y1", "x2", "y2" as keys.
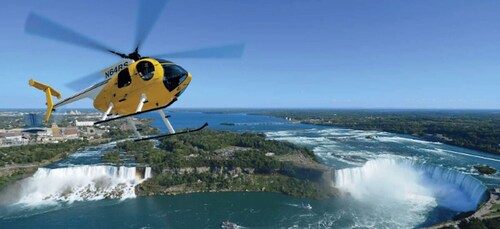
[{"x1": 133, "y1": 122, "x2": 208, "y2": 142}]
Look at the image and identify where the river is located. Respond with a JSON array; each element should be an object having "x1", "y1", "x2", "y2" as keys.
[{"x1": 0, "y1": 111, "x2": 498, "y2": 228}]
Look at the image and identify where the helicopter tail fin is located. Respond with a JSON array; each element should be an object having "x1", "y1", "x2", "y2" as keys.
[{"x1": 29, "y1": 79, "x2": 62, "y2": 122}]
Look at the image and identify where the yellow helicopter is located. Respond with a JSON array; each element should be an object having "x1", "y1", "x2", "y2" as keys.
[{"x1": 26, "y1": 0, "x2": 244, "y2": 141}]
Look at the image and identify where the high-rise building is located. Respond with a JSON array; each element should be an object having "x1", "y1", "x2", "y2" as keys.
[{"x1": 24, "y1": 113, "x2": 43, "y2": 128}]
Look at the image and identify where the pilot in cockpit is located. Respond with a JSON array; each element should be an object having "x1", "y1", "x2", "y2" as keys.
[{"x1": 137, "y1": 61, "x2": 155, "y2": 80}]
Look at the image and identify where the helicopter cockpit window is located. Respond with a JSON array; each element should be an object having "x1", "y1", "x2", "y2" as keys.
[
  {"x1": 162, "y1": 64, "x2": 188, "y2": 91},
  {"x1": 136, "y1": 61, "x2": 155, "y2": 81},
  {"x1": 117, "y1": 69, "x2": 131, "y2": 88}
]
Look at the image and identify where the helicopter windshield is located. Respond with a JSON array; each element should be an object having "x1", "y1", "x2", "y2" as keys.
[
  {"x1": 136, "y1": 60, "x2": 155, "y2": 80},
  {"x1": 162, "y1": 64, "x2": 188, "y2": 91}
]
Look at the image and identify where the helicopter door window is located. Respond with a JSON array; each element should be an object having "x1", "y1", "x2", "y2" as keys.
[
  {"x1": 117, "y1": 69, "x2": 132, "y2": 88},
  {"x1": 137, "y1": 61, "x2": 155, "y2": 81}
]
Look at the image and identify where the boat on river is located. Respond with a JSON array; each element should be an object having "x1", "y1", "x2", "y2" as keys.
[
  {"x1": 301, "y1": 203, "x2": 312, "y2": 210},
  {"x1": 221, "y1": 220, "x2": 238, "y2": 229}
]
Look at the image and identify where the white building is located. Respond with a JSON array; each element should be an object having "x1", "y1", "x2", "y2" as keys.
[{"x1": 75, "y1": 120, "x2": 94, "y2": 127}]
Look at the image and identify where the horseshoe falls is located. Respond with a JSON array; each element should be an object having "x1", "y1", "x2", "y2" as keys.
[
  {"x1": 265, "y1": 121, "x2": 498, "y2": 228},
  {"x1": 335, "y1": 158, "x2": 488, "y2": 213}
]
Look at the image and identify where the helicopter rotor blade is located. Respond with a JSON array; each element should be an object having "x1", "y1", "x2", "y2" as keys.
[
  {"x1": 135, "y1": 0, "x2": 169, "y2": 51},
  {"x1": 152, "y1": 43, "x2": 245, "y2": 59},
  {"x1": 65, "y1": 71, "x2": 104, "y2": 91},
  {"x1": 25, "y1": 13, "x2": 125, "y2": 57}
]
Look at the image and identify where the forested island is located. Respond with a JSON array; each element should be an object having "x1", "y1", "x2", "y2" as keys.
[
  {"x1": 265, "y1": 110, "x2": 500, "y2": 155},
  {"x1": 104, "y1": 130, "x2": 338, "y2": 199}
]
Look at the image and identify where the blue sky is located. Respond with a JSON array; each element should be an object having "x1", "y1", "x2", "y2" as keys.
[{"x1": 1, "y1": 0, "x2": 500, "y2": 109}]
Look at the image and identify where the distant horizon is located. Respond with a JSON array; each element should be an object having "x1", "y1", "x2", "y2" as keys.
[{"x1": 2, "y1": 107, "x2": 500, "y2": 112}]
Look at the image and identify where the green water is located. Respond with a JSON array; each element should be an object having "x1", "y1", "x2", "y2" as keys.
[{"x1": 2, "y1": 193, "x2": 354, "y2": 228}]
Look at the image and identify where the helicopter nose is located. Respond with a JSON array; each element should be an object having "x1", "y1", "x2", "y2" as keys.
[{"x1": 175, "y1": 73, "x2": 191, "y2": 97}]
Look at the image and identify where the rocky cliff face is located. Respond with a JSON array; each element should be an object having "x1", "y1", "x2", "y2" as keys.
[
  {"x1": 0, "y1": 166, "x2": 37, "y2": 190},
  {"x1": 279, "y1": 164, "x2": 333, "y2": 185},
  {"x1": 157, "y1": 163, "x2": 332, "y2": 187},
  {"x1": 160, "y1": 167, "x2": 255, "y2": 176},
  {"x1": 137, "y1": 155, "x2": 338, "y2": 199}
]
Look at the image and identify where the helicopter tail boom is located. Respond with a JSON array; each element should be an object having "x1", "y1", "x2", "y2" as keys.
[{"x1": 29, "y1": 79, "x2": 62, "y2": 122}]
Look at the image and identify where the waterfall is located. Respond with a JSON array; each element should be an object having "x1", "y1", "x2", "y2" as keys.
[
  {"x1": 401, "y1": 160, "x2": 488, "y2": 208},
  {"x1": 334, "y1": 158, "x2": 488, "y2": 212},
  {"x1": 144, "y1": 167, "x2": 152, "y2": 179},
  {"x1": 9, "y1": 165, "x2": 152, "y2": 204}
]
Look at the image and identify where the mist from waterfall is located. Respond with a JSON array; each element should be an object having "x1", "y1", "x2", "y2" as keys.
[{"x1": 335, "y1": 158, "x2": 488, "y2": 213}]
